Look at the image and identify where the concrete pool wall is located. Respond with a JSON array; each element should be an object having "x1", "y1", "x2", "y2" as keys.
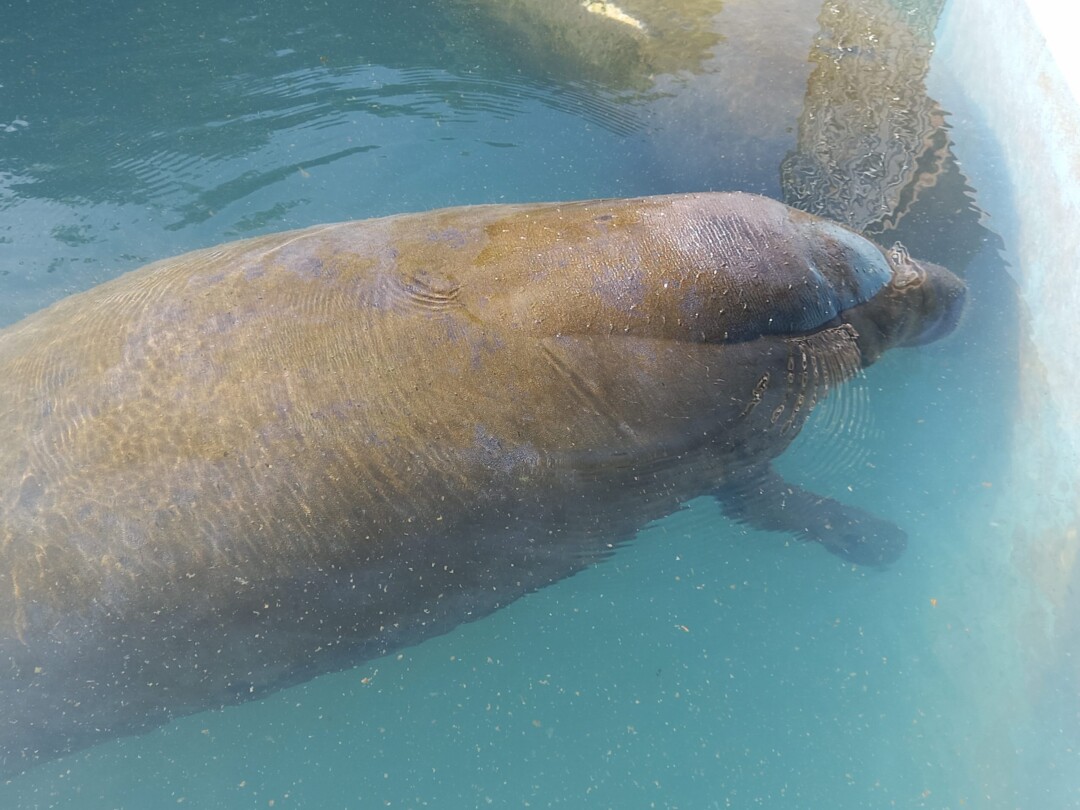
[{"x1": 934, "y1": 0, "x2": 1080, "y2": 796}]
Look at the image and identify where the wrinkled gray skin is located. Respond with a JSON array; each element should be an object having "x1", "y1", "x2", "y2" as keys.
[{"x1": 0, "y1": 193, "x2": 965, "y2": 774}]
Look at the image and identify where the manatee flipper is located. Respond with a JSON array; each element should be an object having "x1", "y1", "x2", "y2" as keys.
[{"x1": 714, "y1": 466, "x2": 906, "y2": 565}]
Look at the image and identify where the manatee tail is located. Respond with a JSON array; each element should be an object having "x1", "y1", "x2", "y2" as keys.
[{"x1": 713, "y1": 465, "x2": 907, "y2": 566}]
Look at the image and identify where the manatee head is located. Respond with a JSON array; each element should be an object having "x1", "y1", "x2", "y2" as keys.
[
  {"x1": 882, "y1": 242, "x2": 967, "y2": 347},
  {"x1": 632, "y1": 194, "x2": 964, "y2": 358},
  {"x1": 828, "y1": 238, "x2": 966, "y2": 367}
]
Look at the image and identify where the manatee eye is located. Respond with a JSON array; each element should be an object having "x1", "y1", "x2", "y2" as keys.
[{"x1": 889, "y1": 241, "x2": 923, "y2": 288}]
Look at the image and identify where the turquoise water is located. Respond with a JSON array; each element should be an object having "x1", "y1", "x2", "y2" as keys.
[{"x1": 0, "y1": 0, "x2": 1053, "y2": 807}]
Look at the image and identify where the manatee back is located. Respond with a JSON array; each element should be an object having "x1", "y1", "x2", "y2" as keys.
[{"x1": 429, "y1": 192, "x2": 896, "y2": 345}]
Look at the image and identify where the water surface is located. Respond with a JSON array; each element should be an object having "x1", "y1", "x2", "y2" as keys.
[{"x1": 0, "y1": 0, "x2": 1034, "y2": 807}]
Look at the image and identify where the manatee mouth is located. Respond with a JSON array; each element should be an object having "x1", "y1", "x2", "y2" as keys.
[{"x1": 909, "y1": 297, "x2": 963, "y2": 345}]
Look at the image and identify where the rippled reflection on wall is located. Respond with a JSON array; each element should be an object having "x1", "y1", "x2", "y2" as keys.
[{"x1": 780, "y1": 0, "x2": 946, "y2": 234}]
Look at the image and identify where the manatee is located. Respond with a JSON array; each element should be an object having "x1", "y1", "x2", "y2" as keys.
[{"x1": 0, "y1": 192, "x2": 964, "y2": 773}]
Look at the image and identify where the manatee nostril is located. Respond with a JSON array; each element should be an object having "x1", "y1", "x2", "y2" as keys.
[
  {"x1": 888, "y1": 242, "x2": 923, "y2": 288},
  {"x1": 893, "y1": 267, "x2": 922, "y2": 288}
]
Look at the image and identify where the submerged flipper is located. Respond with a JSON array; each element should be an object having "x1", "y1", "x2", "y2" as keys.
[{"x1": 714, "y1": 466, "x2": 906, "y2": 566}]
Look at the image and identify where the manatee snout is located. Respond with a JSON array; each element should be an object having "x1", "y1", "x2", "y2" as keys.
[
  {"x1": 839, "y1": 241, "x2": 966, "y2": 366},
  {"x1": 897, "y1": 257, "x2": 967, "y2": 347}
]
